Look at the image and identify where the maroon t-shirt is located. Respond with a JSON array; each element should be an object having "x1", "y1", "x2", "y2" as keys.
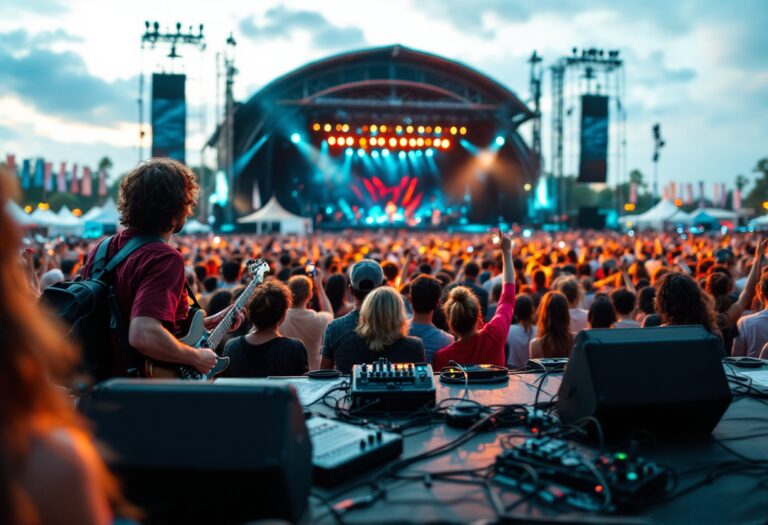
[{"x1": 82, "y1": 229, "x2": 189, "y2": 335}]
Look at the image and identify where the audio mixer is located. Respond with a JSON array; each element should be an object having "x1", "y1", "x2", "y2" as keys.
[{"x1": 351, "y1": 358, "x2": 436, "y2": 412}]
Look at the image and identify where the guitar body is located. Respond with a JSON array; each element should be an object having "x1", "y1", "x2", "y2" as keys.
[{"x1": 143, "y1": 310, "x2": 229, "y2": 380}]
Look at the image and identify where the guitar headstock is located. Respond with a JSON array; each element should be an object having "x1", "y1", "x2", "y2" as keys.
[{"x1": 245, "y1": 257, "x2": 270, "y2": 283}]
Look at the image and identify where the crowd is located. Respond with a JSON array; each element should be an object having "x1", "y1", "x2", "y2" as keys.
[{"x1": 21, "y1": 226, "x2": 768, "y2": 377}]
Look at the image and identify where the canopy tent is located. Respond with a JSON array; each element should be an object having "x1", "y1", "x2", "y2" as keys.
[
  {"x1": 618, "y1": 200, "x2": 690, "y2": 230},
  {"x1": 84, "y1": 199, "x2": 119, "y2": 226},
  {"x1": 690, "y1": 211, "x2": 721, "y2": 229},
  {"x1": 29, "y1": 208, "x2": 60, "y2": 227},
  {"x1": 237, "y1": 197, "x2": 312, "y2": 235},
  {"x1": 693, "y1": 207, "x2": 741, "y2": 221},
  {"x1": 182, "y1": 219, "x2": 212, "y2": 234},
  {"x1": 81, "y1": 205, "x2": 102, "y2": 222},
  {"x1": 48, "y1": 205, "x2": 84, "y2": 236},
  {"x1": 749, "y1": 215, "x2": 768, "y2": 228},
  {"x1": 6, "y1": 201, "x2": 35, "y2": 227}
]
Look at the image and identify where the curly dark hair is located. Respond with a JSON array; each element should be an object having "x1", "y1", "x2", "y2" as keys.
[
  {"x1": 247, "y1": 279, "x2": 292, "y2": 330},
  {"x1": 655, "y1": 273, "x2": 720, "y2": 337},
  {"x1": 118, "y1": 158, "x2": 199, "y2": 233}
]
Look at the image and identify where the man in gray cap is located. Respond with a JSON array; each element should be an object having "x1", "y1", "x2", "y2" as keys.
[{"x1": 319, "y1": 259, "x2": 384, "y2": 370}]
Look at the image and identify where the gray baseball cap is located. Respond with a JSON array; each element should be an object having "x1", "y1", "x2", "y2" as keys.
[{"x1": 350, "y1": 259, "x2": 384, "y2": 291}]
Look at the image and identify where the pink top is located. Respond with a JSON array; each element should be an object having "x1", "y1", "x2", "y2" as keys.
[{"x1": 433, "y1": 283, "x2": 516, "y2": 369}]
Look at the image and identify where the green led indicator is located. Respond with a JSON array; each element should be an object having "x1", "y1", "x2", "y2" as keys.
[{"x1": 615, "y1": 452, "x2": 628, "y2": 461}]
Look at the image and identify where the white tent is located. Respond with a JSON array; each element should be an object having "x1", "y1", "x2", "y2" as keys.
[
  {"x1": 49, "y1": 205, "x2": 84, "y2": 236},
  {"x1": 182, "y1": 219, "x2": 212, "y2": 234},
  {"x1": 618, "y1": 199, "x2": 689, "y2": 230},
  {"x1": 692, "y1": 207, "x2": 740, "y2": 221},
  {"x1": 6, "y1": 201, "x2": 35, "y2": 227},
  {"x1": 84, "y1": 198, "x2": 119, "y2": 226},
  {"x1": 237, "y1": 196, "x2": 312, "y2": 235},
  {"x1": 749, "y1": 215, "x2": 768, "y2": 228},
  {"x1": 81, "y1": 205, "x2": 102, "y2": 222},
  {"x1": 29, "y1": 208, "x2": 60, "y2": 227}
]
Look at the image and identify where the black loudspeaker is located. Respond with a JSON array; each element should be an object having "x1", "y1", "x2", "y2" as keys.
[
  {"x1": 557, "y1": 326, "x2": 731, "y2": 440},
  {"x1": 577, "y1": 206, "x2": 606, "y2": 229},
  {"x1": 78, "y1": 379, "x2": 312, "y2": 524}
]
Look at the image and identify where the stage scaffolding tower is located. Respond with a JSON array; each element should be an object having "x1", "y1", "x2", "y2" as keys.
[{"x1": 549, "y1": 48, "x2": 626, "y2": 223}]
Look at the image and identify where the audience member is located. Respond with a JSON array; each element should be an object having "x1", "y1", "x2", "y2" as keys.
[
  {"x1": 408, "y1": 275, "x2": 454, "y2": 363},
  {"x1": 554, "y1": 276, "x2": 588, "y2": 333},
  {"x1": 325, "y1": 273, "x2": 354, "y2": 318},
  {"x1": 224, "y1": 280, "x2": 308, "y2": 377},
  {"x1": 588, "y1": 295, "x2": 617, "y2": 329},
  {"x1": 506, "y1": 294, "x2": 536, "y2": 368},
  {"x1": 530, "y1": 291, "x2": 573, "y2": 358},
  {"x1": 280, "y1": 273, "x2": 334, "y2": 370},
  {"x1": 611, "y1": 288, "x2": 641, "y2": 328},
  {"x1": 732, "y1": 271, "x2": 768, "y2": 357}
]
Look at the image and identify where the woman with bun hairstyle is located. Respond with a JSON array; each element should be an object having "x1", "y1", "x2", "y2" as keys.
[
  {"x1": 530, "y1": 291, "x2": 573, "y2": 358},
  {"x1": 432, "y1": 231, "x2": 516, "y2": 369}
]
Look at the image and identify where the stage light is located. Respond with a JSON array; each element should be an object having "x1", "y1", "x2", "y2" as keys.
[
  {"x1": 399, "y1": 151, "x2": 406, "y2": 159},
  {"x1": 399, "y1": 137, "x2": 407, "y2": 147},
  {"x1": 389, "y1": 138, "x2": 397, "y2": 147},
  {"x1": 435, "y1": 126, "x2": 442, "y2": 134},
  {"x1": 426, "y1": 148, "x2": 434, "y2": 157},
  {"x1": 372, "y1": 150, "x2": 380, "y2": 159},
  {"x1": 406, "y1": 125, "x2": 414, "y2": 133},
  {"x1": 426, "y1": 126, "x2": 432, "y2": 133},
  {"x1": 762, "y1": 201, "x2": 768, "y2": 210},
  {"x1": 408, "y1": 138, "x2": 416, "y2": 147},
  {"x1": 425, "y1": 138, "x2": 433, "y2": 146},
  {"x1": 328, "y1": 136, "x2": 337, "y2": 146},
  {"x1": 290, "y1": 133, "x2": 301, "y2": 144},
  {"x1": 434, "y1": 138, "x2": 442, "y2": 147},
  {"x1": 325, "y1": 206, "x2": 333, "y2": 214},
  {"x1": 369, "y1": 137, "x2": 376, "y2": 146},
  {"x1": 524, "y1": 183, "x2": 532, "y2": 191},
  {"x1": 371, "y1": 124, "x2": 378, "y2": 133},
  {"x1": 417, "y1": 126, "x2": 425, "y2": 134},
  {"x1": 360, "y1": 137, "x2": 368, "y2": 147},
  {"x1": 382, "y1": 149, "x2": 390, "y2": 157},
  {"x1": 335, "y1": 124, "x2": 342, "y2": 131},
  {"x1": 342, "y1": 124, "x2": 350, "y2": 132},
  {"x1": 416, "y1": 150, "x2": 423, "y2": 157},
  {"x1": 312, "y1": 123, "x2": 320, "y2": 131},
  {"x1": 460, "y1": 126, "x2": 467, "y2": 135},
  {"x1": 416, "y1": 137, "x2": 424, "y2": 147},
  {"x1": 324, "y1": 123, "x2": 331, "y2": 132},
  {"x1": 346, "y1": 148, "x2": 353, "y2": 156},
  {"x1": 346, "y1": 137, "x2": 354, "y2": 146},
  {"x1": 495, "y1": 136, "x2": 506, "y2": 146},
  {"x1": 380, "y1": 125, "x2": 387, "y2": 132},
  {"x1": 396, "y1": 125, "x2": 403, "y2": 134},
  {"x1": 442, "y1": 139, "x2": 450, "y2": 149},
  {"x1": 357, "y1": 149, "x2": 365, "y2": 157},
  {"x1": 450, "y1": 126, "x2": 458, "y2": 135}
]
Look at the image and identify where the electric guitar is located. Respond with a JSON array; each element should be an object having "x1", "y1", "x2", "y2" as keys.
[{"x1": 144, "y1": 258, "x2": 270, "y2": 380}]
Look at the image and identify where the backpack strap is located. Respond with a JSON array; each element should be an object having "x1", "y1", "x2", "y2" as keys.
[
  {"x1": 89, "y1": 236, "x2": 115, "y2": 280},
  {"x1": 104, "y1": 234, "x2": 165, "y2": 273}
]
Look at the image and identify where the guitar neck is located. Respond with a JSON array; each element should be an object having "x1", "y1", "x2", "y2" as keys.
[{"x1": 206, "y1": 276, "x2": 261, "y2": 350}]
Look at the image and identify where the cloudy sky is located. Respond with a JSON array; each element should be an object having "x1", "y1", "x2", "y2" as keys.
[{"x1": 1, "y1": 0, "x2": 767, "y2": 193}]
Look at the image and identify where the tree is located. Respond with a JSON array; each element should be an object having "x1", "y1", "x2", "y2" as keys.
[
  {"x1": 745, "y1": 158, "x2": 768, "y2": 212},
  {"x1": 629, "y1": 169, "x2": 646, "y2": 189},
  {"x1": 98, "y1": 157, "x2": 113, "y2": 173}
]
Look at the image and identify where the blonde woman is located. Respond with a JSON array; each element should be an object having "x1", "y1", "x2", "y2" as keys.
[{"x1": 328, "y1": 287, "x2": 425, "y2": 373}]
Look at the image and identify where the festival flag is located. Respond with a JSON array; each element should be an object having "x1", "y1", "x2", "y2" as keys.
[
  {"x1": 57, "y1": 162, "x2": 67, "y2": 193},
  {"x1": 669, "y1": 182, "x2": 677, "y2": 201},
  {"x1": 713, "y1": 183, "x2": 719, "y2": 207},
  {"x1": 21, "y1": 159, "x2": 30, "y2": 189},
  {"x1": 629, "y1": 182, "x2": 638, "y2": 204},
  {"x1": 698, "y1": 181, "x2": 705, "y2": 207},
  {"x1": 70, "y1": 163, "x2": 79, "y2": 194},
  {"x1": 733, "y1": 188, "x2": 742, "y2": 210},
  {"x1": 98, "y1": 169, "x2": 107, "y2": 197},
  {"x1": 43, "y1": 162, "x2": 53, "y2": 192},
  {"x1": 81, "y1": 166, "x2": 92, "y2": 196},
  {"x1": 720, "y1": 183, "x2": 728, "y2": 208},
  {"x1": 686, "y1": 183, "x2": 693, "y2": 205},
  {"x1": 5, "y1": 154, "x2": 16, "y2": 177},
  {"x1": 33, "y1": 158, "x2": 44, "y2": 188}
]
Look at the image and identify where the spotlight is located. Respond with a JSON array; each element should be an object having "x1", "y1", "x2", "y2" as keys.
[
  {"x1": 360, "y1": 137, "x2": 367, "y2": 147},
  {"x1": 495, "y1": 136, "x2": 506, "y2": 146},
  {"x1": 312, "y1": 123, "x2": 320, "y2": 131},
  {"x1": 290, "y1": 133, "x2": 301, "y2": 144},
  {"x1": 425, "y1": 148, "x2": 434, "y2": 157},
  {"x1": 450, "y1": 126, "x2": 458, "y2": 135},
  {"x1": 459, "y1": 126, "x2": 467, "y2": 135},
  {"x1": 399, "y1": 151, "x2": 406, "y2": 159},
  {"x1": 435, "y1": 126, "x2": 442, "y2": 134},
  {"x1": 396, "y1": 125, "x2": 403, "y2": 134},
  {"x1": 335, "y1": 124, "x2": 342, "y2": 131},
  {"x1": 380, "y1": 125, "x2": 387, "y2": 132},
  {"x1": 372, "y1": 150, "x2": 380, "y2": 159},
  {"x1": 417, "y1": 126, "x2": 425, "y2": 134},
  {"x1": 369, "y1": 137, "x2": 377, "y2": 146},
  {"x1": 328, "y1": 136, "x2": 337, "y2": 146},
  {"x1": 357, "y1": 149, "x2": 365, "y2": 157},
  {"x1": 371, "y1": 124, "x2": 378, "y2": 133},
  {"x1": 346, "y1": 137, "x2": 354, "y2": 146},
  {"x1": 425, "y1": 138, "x2": 432, "y2": 146},
  {"x1": 416, "y1": 150, "x2": 423, "y2": 157},
  {"x1": 416, "y1": 137, "x2": 424, "y2": 147},
  {"x1": 399, "y1": 138, "x2": 407, "y2": 147},
  {"x1": 408, "y1": 138, "x2": 416, "y2": 147},
  {"x1": 346, "y1": 148, "x2": 353, "y2": 156},
  {"x1": 426, "y1": 126, "x2": 432, "y2": 133},
  {"x1": 382, "y1": 149, "x2": 390, "y2": 157},
  {"x1": 342, "y1": 124, "x2": 350, "y2": 132},
  {"x1": 406, "y1": 125, "x2": 414, "y2": 133},
  {"x1": 323, "y1": 123, "x2": 331, "y2": 132},
  {"x1": 434, "y1": 138, "x2": 442, "y2": 147},
  {"x1": 523, "y1": 183, "x2": 532, "y2": 191},
  {"x1": 442, "y1": 139, "x2": 450, "y2": 149},
  {"x1": 389, "y1": 138, "x2": 397, "y2": 147}
]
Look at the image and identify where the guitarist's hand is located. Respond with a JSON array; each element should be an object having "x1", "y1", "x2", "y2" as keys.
[{"x1": 193, "y1": 347, "x2": 218, "y2": 374}]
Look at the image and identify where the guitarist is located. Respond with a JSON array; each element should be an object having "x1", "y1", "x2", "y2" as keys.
[{"x1": 81, "y1": 158, "x2": 240, "y2": 377}]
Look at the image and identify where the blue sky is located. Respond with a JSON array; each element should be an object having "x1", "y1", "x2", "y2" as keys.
[{"x1": 1, "y1": 0, "x2": 766, "y2": 194}]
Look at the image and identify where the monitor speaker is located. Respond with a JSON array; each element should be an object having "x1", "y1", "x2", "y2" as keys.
[
  {"x1": 577, "y1": 206, "x2": 606, "y2": 229},
  {"x1": 78, "y1": 379, "x2": 312, "y2": 524},
  {"x1": 557, "y1": 326, "x2": 731, "y2": 440}
]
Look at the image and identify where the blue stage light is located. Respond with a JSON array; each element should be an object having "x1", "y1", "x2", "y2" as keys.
[
  {"x1": 357, "y1": 149, "x2": 366, "y2": 157},
  {"x1": 382, "y1": 149, "x2": 390, "y2": 157},
  {"x1": 416, "y1": 150, "x2": 423, "y2": 157},
  {"x1": 290, "y1": 133, "x2": 301, "y2": 144},
  {"x1": 345, "y1": 148, "x2": 353, "y2": 156},
  {"x1": 398, "y1": 151, "x2": 406, "y2": 159},
  {"x1": 495, "y1": 136, "x2": 506, "y2": 146},
  {"x1": 425, "y1": 148, "x2": 434, "y2": 157},
  {"x1": 371, "y1": 150, "x2": 380, "y2": 159},
  {"x1": 325, "y1": 206, "x2": 333, "y2": 214}
]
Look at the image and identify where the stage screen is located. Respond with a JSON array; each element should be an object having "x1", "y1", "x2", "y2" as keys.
[
  {"x1": 151, "y1": 73, "x2": 186, "y2": 163},
  {"x1": 578, "y1": 94, "x2": 608, "y2": 183}
]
